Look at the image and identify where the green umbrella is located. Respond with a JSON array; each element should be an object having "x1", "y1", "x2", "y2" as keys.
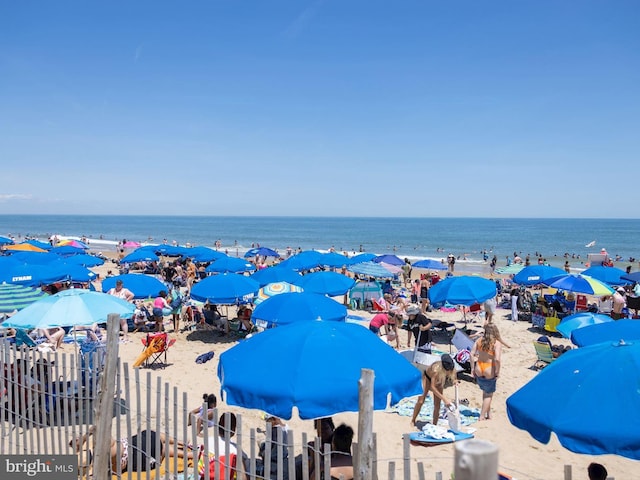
[{"x1": 0, "y1": 283, "x2": 48, "y2": 313}]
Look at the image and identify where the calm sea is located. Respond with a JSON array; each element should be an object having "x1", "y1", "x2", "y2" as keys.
[{"x1": 1, "y1": 215, "x2": 639, "y2": 273}]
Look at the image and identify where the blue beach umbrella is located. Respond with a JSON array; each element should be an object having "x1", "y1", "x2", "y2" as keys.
[
  {"x1": 512, "y1": 265, "x2": 566, "y2": 286},
  {"x1": 349, "y1": 253, "x2": 376, "y2": 264},
  {"x1": 6, "y1": 251, "x2": 61, "y2": 264},
  {"x1": 581, "y1": 266, "x2": 632, "y2": 287},
  {"x1": 250, "y1": 266, "x2": 301, "y2": 288},
  {"x1": 318, "y1": 252, "x2": 352, "y2": 268},
  {"x1": 190, "y1": 273, "x2": 259, "y2": 305},
  {"x1": 0, "y1": 236, "x2": 14, "y2": 245},
  {"x1": 50, "y1": 262, "x2": 97, "y2": 283},
  {"x1": 25, "y1": 239, "x2": 53, "y2": 250},
  {"x1": 0, "y1": 261, "x2": 68, "y2": 287},
  {"x1": 244, "y1": 247, "x2": 280, "y2": 258},
  {"x1": 543, "y1": 274, "x2": 615, "y2": 297},
  {"x1": 251, "y1": 292, "x2": 347, "y2": 326},
  {"x1": 294, "y1": 271, "x2": 356, "y2": 296},
  {"x1": 101, "y1": 274, "x2": 167, "y2": 300},
  {"x1": 621, "y1": 272, "x2": 640, "y2": 284},
  {"x1": 428, "y1": 275, "x2": 497, "y2": 307},
  {"x1": 182, "y1": 246, "x2": 226, "y2": 263},
  {"x1": 153, "y1": 245, "x2": 189, "y2": 257},
  {"x1": 571, "y1": 320, "x2": 640, "y2": 347},
  {"x1": 373, "y1": 254, "x2": 404, "y2": 266},
  {"x1": 2, "y1": 289, "x2": 134, "y2": 329},
  {"x1": 0, "y1": 283, "x2": 48, "y2": 313},
  {"x1": 412, "y1": 259, "x2": 448, "y2": 270},
  {"x1": 206, "y1": 256, "x2": 256, "y2": 274},
  {"x1": 280, "y1": 250, "x2": 323, "y2": 271},
  {"x1": 64, "y1": 254, "x2": 105, "y2": 268},
  {"x1": 50, "y1": 246, "x2": 86, "y2": 256},
  {"x1": 555, "y1": 312, "x2": 612, "y2": 339},
  {"x1": 506, "y1": 339, "x2": 640, "y2": 460},
  {"x1": 348, "y1": 261, "x2": 395, "y2": 279},
  {"x1": 121, "y1": 249, "x2": 160, "y2": 263},
  {"x1": 218, "y1": 320, "x2": 423, "y2": 420}
]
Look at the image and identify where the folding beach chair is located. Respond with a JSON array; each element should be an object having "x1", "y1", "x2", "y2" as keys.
[
  {"x1": 460, "y1": 303, "x2": 482, "y2": 324},
  {"x1": 575, "y1": 294, "x2": 588, "y2": 312},
  {"x1": 134, "y1": 333, "x2": 176, "y2": 369},
  {"x1": 533, "y1": 341, "x2": 555, "y2": 370}
]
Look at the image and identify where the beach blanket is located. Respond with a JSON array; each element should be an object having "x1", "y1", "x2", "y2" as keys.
[
  {"x1": 409, "y1": 429, "x2": 474, "y2": 446},
  {"x1": 387, "y1": 397, "x2": 480, "y2": 426}
]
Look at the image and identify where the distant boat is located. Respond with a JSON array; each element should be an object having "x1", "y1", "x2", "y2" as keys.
[{"x1": 585, "y1": 240, "x2": 596, "y2": 248}]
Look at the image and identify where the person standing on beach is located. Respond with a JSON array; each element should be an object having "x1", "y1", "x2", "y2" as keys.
[
  {"x1": 410, "y1": 354, "x2": 457, "y2": 427},
  {"x1": 611, "y1": 287, "x2": 626, "y2": 320},
  {"x1": 406, "y1": 305, "x2": 432, "y2": 351},
  {"x1": 185, "y1": 258, "x2": 196, "y2": 294},
  {"x1": 470, "y1": 323, "x2": 502, "y2": 420},
  {"x1": 510, "y1": 287, "x2": 519, "y2": 322},
  {"x1": 107, "y1": 279, "x2": 134, "y2": 341},
  {"x1": 419, "y1": 276, "x2": 430, "y2": 314}
]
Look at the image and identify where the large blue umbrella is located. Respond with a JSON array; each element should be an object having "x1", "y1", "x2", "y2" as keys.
[
  {"x1": 280, "y1": 251, "x2": 323, "y2": 271},
  {"x1": 621, "y1": 272, "x2": 640, "y2": 284},
  {"x1": 428, "y1": 275, "x2": 497, "y2": 306},
  {"x1": 2, "y1": 289, "x2": 135, "y2": 329},
  {"x1": 507, "y1": 339, "x2": 640, "y2": 460},
  {"x1": 50, "y1": 262, "x2": 98, "y2": 283},
  {"x1": 25, "y1": 239, "x2": 52, "y2": 250},
  {"x1": 218, "y1": 320, "x2": 423, "y2": 420},
  {"x1": 0, "y1": 284, "x2": 48, "y2": 313},
  {"x1": 555, "y1": 312, "x2": 612, "y2": 339},
  {"x1": 250, "y1": 266, "x2": 301, "y2": 288},
  {"x1": 182, "y1": 246, "x2": 226, "y2": 263},
  {"x1": 412, "y1": 259, "x2": 447, "y2": 270},
  {"x1": 349, "y1": 253, "x2": 376, "y2": 264},
  {"x1": 318, "y1": 252, "x2": 352, "y2": 268},
  {"x1": 251, "y1": 292, "x2": 347, "y2": 326},
  {"x1": 6, "y1": 251, "x2": 60, "y2": 264},
  {"x1": 512, "y1": 265, "x2": 566, "y2": 286},
  {"x1": 152, "y1": 245, "x2": 189, "y2": 257},
  {"x1": 581, "y1": 266, "x2": 632, "y2": 286},
  {"x1": 348, "y1": 261, "x2": 395, "y2": 279},
  {"x1": 121, "y1": 249, "x2": 160, "y2": 263},
  {"x1": 244, "y1": 247, "x2": 280, "y2": 258},
  {"x1": 294, "y1": 271, "x2": 356, "y2": 296},
  {"x1": 206, "y1": 256, "x2": 256, "y2": 274},
  {"x1": 190, "y1": 274, "x2": 259, "y2": 305},
  {"x1": 372, "y1": 254, "x2": 404, "y2": 266},
  {"x1": 50, "y1": 246, "x2": 86, "y2": 256},
  {"x1": 571, "y1": 320, "x2": 640, "y2": 347},
  {"x1": 64, "y1": 254, "x2": 105, "y2": 268},
  {"x1": 101, "y1": 274, "x2": 167, "y2": 299},
  {"x1": 0, "y1": 261, "x2": 68, "y2": 287},
  {"x1": 0, "y1": 235, "x2": 14, "y2": 245}
]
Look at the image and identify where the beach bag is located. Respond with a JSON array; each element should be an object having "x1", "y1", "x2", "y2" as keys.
[
  {"x1": 170, "y1": 292, "x2": 183, "y2": 310},
  {"x1": 532, "y1": 313, "x2": 545, "y2": 329},
  {"x1": 197, "y1": 447, "x2": 237, "y2": 480},
  {"x1": 446, "y1": 404, "x2": 461, "y2": 432}
]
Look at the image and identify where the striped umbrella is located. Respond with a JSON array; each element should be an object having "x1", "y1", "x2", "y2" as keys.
[
  {"x1": 0, "y1": 283, "x2": 48, "y2": 313},
  {"x1": 254, "y1": 282, "x2": 303, "y2": 305}
]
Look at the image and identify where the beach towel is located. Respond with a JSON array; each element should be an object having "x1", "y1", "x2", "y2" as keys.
[
  {"x1": 387, "y1": 397, "x2": 480, "y2": 426},
  {"x1": 196, "y1": 351, "x2": 215, "y2": 364}
]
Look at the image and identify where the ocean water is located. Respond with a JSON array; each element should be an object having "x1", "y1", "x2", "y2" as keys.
[{"x1": 1, "y1": 215, "x2": 639, "y2": 273}]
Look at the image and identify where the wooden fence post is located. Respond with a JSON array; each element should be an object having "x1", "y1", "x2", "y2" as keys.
[
  {"x1": 93, "y1": 314, "x2": 120, "y2": 480},
  {"x1": 356, "y1": 368, "x2": 374, "y2": 480},
  {"x1": 454, "y1": 439, "x2": 498, "y2": 480}
]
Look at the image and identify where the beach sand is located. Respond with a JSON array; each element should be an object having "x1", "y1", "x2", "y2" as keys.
[{"x1": 91, "y1": 258, "x2": 638, "y2": 479}]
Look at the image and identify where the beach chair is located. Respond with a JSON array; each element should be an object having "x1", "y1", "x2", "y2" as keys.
[
  {"x1": 460, "y1": 303, "x2": 482, "y2": 324},
  {"x1": 452, "y1": 329, "x2": 475, "y2": 373},
  {"x1": 133, "y1": 333, "x2": 176, "y2": 369},
  {"x1": 533, "y1": 341, "x2": 555, "y2": 369},
  {"x1": 575, "y1": 294, "x2": 588, "y2": 312}
]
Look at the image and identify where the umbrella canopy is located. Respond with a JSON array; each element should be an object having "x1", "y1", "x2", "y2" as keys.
[
  {"x1": 0, "y1": 261, "x2": 68, "y2": 287},
  {"x1": 543, "y1": 274, "x2": 615, "y2": 296},
  {"x1": 244, "y1": 247, "x2": 280, "y2": 258},
  {"x1": 506, "y1": 339, "x2": 640, "y2": 460},
  {"x1": 350, "y1": 253, "x2": 376, "y2": 264},
  {"x1": 218, "y1": 320, "x2": 423, "y2": 420},
  {"x1": 621, "y1": 272, "x2": 640, "y2": 284},
  {"x1": 25, "y1": 239, "x2": 53, "y2": 250},
  {"x1": 57, "y1": 239, "x2": 89, "y2": 249},
  {"x1": 0, "y1": 284, "x2": 48, "y2": 313},
  {"x1": 121, "y1": 249, "x2": 160, "y2": 263},
  {"x1": 428, "y1": 275, "x2": 497, "y2": 306},
  {"x1": 182, "y1": 246, "x2": 226, "y2": 263},
  {"x1": 294, "y1": 271, "x2": 356, "y2": 296},
  {"x1": 556, "y1": 312, "x2": 613, "y2": 339},
  {"x1": 153, "y1": 245, "x2": 190, "y2": 257},
  {"x1": 50, "y1": 262, "x2": 97, "y2": 283},
  {"x1": 2, "y1": 289, "x2": 135, "y2": 329},
  {"x1": 318, "y1": 252, "x2": 352, "y2": 268},
  {"x1": 0, "y1": 236, "x2": 15, "y2": 245},
  {"x1": 4, "y1": 243, "x2": 48, "y2": 252},
  {"x1": 348, "y1": 261, "x2": 396, "y2": 279},
  {"x1": 250, "y1": 266, "x2": 301, "y2": 288},
  {"x1": 279, "y1": 250, "x2": 323, "y2": 271},
  {"x1": 372, "y1": 254, "x2": 404, "y2": 266},
  {"x1": 190, "y1": 274, "x2": 259, "y2": 305},
  {"x1": 254, "y1": 282, "x2": 303, "y2": 305},
  {"x1": 512, "y1": 265, "x2": 566, "y2": 286},
  {"x1": 63, "y1": 254, "x2": 105, "y2": 268},
  {"x1": 581, "y1": 266, "x2": 632, "y2": 286},
  {"x1": 101, "y1": 274, "x2": 167, "y2": 299},
  {"x1": 50, "y1": 245, "x2": 86, "y2": 256},
  {"x1": 571, "y1": 319, "x2": 640, "y2": 347},
  {"x1": 494, "y1": 264, "x2": 525, "y2": 275},
  {"x1": 251, "y1": 292, "x2": 347, "y2": 326},
  {"x1": 412, "y1": 259, "x2": 448, "y2": 271},
  {"x1": 206, "y1": 256, "x2": 256, "y2": 274},
  {"x1": 7, "y1": 251, "x2": 60, "y2": 264}
]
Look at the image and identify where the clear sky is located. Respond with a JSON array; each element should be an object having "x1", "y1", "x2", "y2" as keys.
[{"x1": 1, "y1": 1, "x2": 638, "y2": 218}]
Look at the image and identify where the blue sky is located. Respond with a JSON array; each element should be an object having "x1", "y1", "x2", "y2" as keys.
[{"x1": 1, "y1": 1, "x2": 638, "y2": 217}]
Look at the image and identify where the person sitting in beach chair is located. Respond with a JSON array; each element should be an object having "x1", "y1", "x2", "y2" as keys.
[{"x1": 236, "y1": 305, "x2": 254, "y2": 333}]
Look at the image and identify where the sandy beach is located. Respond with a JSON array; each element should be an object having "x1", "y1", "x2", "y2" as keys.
[{"x1": 76, "y1": 253, "x2": 638, "y2": 480}]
